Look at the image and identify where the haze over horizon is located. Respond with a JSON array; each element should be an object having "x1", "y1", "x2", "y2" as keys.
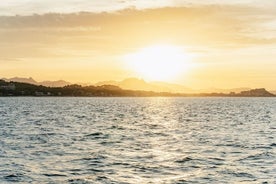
[
  {"x1": 1, "y1": 0, "x2": 276, "y2": 90},
  {"x1": 2, "y1": 76, "x2": 275, "y2": 95}
]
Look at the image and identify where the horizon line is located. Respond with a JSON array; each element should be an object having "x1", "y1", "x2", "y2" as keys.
[{"x1": 1, "y1": 76, "x2": 275, "y2": 92}]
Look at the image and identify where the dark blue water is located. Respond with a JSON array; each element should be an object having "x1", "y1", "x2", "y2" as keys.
[{"x1": 0, "y1": 97, "x2": 275, "y2": 183}]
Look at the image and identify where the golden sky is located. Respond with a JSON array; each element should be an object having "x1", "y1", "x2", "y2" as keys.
[{"x1": 0, "y1": 0, "x2": 276, "y2": 90}]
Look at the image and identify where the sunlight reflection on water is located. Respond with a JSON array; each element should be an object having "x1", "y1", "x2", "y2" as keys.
[{"x1": 0, "y1": 97, "x2": 275, "y2": 183}]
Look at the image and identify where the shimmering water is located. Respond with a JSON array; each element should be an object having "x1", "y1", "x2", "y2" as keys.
[{"x1": 0, "y1": 97, "x2": 275, "y2": 183}]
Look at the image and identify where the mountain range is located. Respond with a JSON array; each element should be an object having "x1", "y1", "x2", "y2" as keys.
[
  {"x1": 95, "y1": 78, "x2": 252, "y2": 94},
  {"x1": 2, "y1": 77, "x2": 71, "y2": 87},
  {"x1": 2, "y1": 77, "x2": 275, "y2": 94}
]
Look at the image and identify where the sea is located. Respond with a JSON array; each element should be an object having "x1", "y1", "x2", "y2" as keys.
[{"x1": 0, "y1": 97, "x2": 275, "y2": 184}]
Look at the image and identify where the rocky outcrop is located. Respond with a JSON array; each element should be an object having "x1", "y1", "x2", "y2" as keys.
[{"x1": 239, "y1": 88, "x2": 275, "y2": 97}]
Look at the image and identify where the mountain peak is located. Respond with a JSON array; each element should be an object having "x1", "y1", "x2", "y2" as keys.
[
  {"x1": 96, "y1": 77, "x2": 192, "y2": 93},
  {"x1": 2, "y1": 77, "x2": 71, "y2": 87},
  {"x1": 8, "y1": 77, "x2": 37, "y2": 84},
  {"x1": 121, "y1": 78, "x2": 146, "y2": 85}
]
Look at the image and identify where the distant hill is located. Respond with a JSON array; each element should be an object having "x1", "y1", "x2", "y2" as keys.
[
  {"x1": 95, "y1": 78, "x2": 251, "y2": 94},
  {"x1": 0, "y1": 80, "x2": 274, "y2": 97},
  {"x1": 39, "y1": 80, "x2": 71, "y2": 87},
  {"x1": 2, "y1": 77, "x2": 71, "y2": 87},
  {"x1": 271, "y1": 91, "x2": 276, "y2": 95},
  {"x1": 239, "y1": 88, "x2": 275, "y2": 97},
  {"x1": 197, "y1": 87, "x2": 251, "y2": 94},
  {"x1": 95, "y1": 78, "x2": 194, "y2": 93},
  {"x1": 2, "y1": 77, "x2": 274, "y2": 94},
  {"x1": 2, "y1": 77, "x2": 38, "y2": 85}
]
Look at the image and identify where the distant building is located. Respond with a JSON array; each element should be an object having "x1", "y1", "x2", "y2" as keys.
[
  {"x1": 35, "y1": 91, "x2": 44, "y2": 96},
  {"x1": 0, "y1": 83, "x2": 16, "y2": 90}
]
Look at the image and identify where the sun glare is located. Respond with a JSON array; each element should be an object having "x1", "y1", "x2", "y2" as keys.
[{"x1": 124, "y1": 45, "x2": 193, "y2": 82}]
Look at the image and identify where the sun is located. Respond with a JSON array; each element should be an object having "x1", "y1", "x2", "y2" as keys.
[{"x1": 124, "y1": 44, "x2": 193, "y2": 82}]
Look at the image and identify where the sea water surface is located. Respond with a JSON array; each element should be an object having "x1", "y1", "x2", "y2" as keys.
[{"x1": 0, "y1": 97, "x2": 275, "y2": 183}]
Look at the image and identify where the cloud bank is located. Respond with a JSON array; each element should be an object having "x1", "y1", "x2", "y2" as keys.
[{"x1": 0, "y1": 5, "x2": 275, "y2": 61}]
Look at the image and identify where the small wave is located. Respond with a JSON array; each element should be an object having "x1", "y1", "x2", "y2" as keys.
[
  {"x1": 215, "y1": 143, "x2": 248, "y2": 148},
  {"x1": 84, "y1": 132, "x2": 109, "y2": 139},
  {"x1": 112, "y1": 162, "x2": 131, "y2": 166},
  {"x1": 75, "y1": 155, "x2": 107, "y2": 163},
  {"x1": 232, "y1": 172, "x2": 255, "y2": 178},
  {"x1": 68, "y1": 178, "x2": 92, "y2": 184},
  {"x1": 43, "y1": 173, "x2": 67, "y2": 177},
  {"x1": 110, "y1": 125, "x2": 125, "y2": 130},
  {"x1": 270, "y1": 143, "x2": 276, "y2": 147},
  {"x1": 85, "y1": 132, "x2": 103, "y2": 137},
  {"x1": 174, "y1": 179, "x2": 189, "y2": 184},
  {"x1": 220, "y1": 170, "x2": 255, "y2": 179},
  {"x1": 175, "y1": 157, "x2": 193, "y2": 163},
  {"x1": 208, "y1": 157, "x2": 225, "y2": 161},
  {"x1": 4, "y1": 173, "x2": 23, "y2": 181},
  {"x1": 87, "y1": 168, "x2": 104, "y2": 173},
  {"x1": 3, "y1": 173, "x2": 32, "y2": 182},
  {"x1": 239, "y1": 151, "x2": 274, "y2": 161},
  {"x1": 68, "y1": 169, "x2": 82, "y2": 176}
]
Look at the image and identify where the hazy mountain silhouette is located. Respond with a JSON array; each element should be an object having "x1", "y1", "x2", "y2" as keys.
[
  {"x1": 95, "y1": 78, "x2": 194, "y2": 93},
  {"x1": 2, "y1": 77, "x2": 275, "y2": 94},
  {"x1": 196, "y1": 87, "x2": 251, "y2": 94},
  {"x1": 3, "y1": 77, "x2": 38, "y2": 85},
  {"x1": 1, "y1": 79, "x2": 274, "y2": 97},
  {"x1": 95, "y1": 78, "x2": 252, "y2": 94},
  {"x1": 39, "y1": 80, "x2": 71, "y2": 87},
  {"x1": 2, "y1": 77, "x2": 71, "y2": 87}
]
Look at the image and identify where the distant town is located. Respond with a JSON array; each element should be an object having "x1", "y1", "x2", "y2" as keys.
[{"x1": 0, "y1": 79, "x2": 275, "y2": 97}]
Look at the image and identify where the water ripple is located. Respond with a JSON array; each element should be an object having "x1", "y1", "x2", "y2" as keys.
[{"x1": 0, "y1": 97, "x2": 275, "y2": 183}]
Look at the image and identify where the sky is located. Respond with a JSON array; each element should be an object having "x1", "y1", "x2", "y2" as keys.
[{"x1": 0, "y1": 0, "x2": 276, "y2": 90}]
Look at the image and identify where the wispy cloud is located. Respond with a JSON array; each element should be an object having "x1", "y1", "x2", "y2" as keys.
[
  {"x1": 0, "y1": 2, "x2": 276, "y2": 88},
  {"x1": 0, "y1": 5, "x2": 275, "y2": 61},
  {"x1": 2, "y1": 0, "x2": 276, "y2": 16}
]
